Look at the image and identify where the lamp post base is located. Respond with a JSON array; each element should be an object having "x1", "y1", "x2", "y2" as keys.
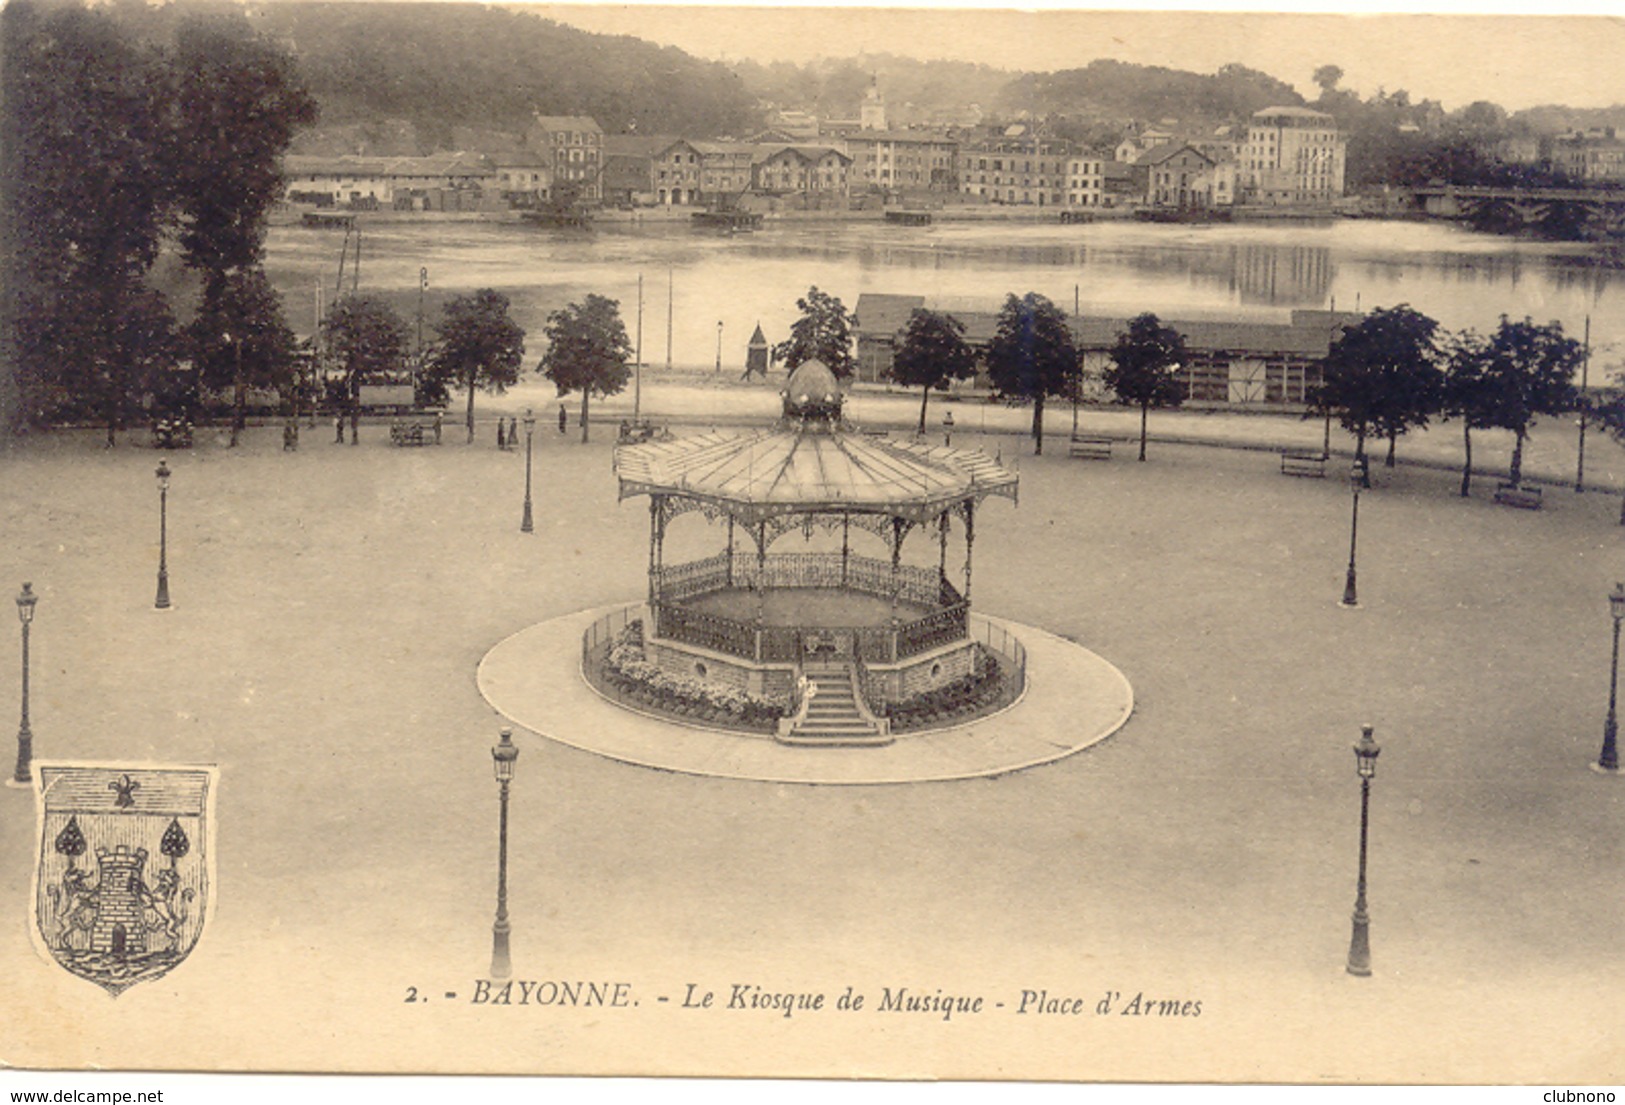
[
  {"x1": 1346, "y1": 909, "x2": 1372, "y2": 977},
  {"x1": 155, "y1": 573, "x2": 171, "y2": 611},
  {"x1": 490, "y1": 918, "x2": 512, "y2": 979},
  {"x1": 521, "y1": 501, "x2": 534, "y2": 534}
]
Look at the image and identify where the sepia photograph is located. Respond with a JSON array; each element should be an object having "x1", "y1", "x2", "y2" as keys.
[{"x1": 1, "y1": 0, "x2": 1623, "y2": 1092}]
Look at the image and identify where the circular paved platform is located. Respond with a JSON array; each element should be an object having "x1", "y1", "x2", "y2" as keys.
[{"x1": 476, "y1": 604, "x2": 1135, "y2": 785}]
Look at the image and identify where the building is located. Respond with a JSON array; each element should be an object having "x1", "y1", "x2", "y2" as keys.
[
  {"x1": 526, "y1": 115, "x2": 604, "y2": 203},
  {"x1": 844, "y1": 130, "x2": 959, "y2": 193},
  {"x1": 491, "y1": 150, "x2": 551, "y2": 204},
  {"x1": 1134, "y1": 144, "x2": 1221, "y2": 209},
  {"x1": 958, "y1": 126, "x2": 1071, "y2": 206},
  {"x1": 1065, "y1": 154, "x2": 1108, "y2": 207},
  {"x1": 691, "y1": 141, "x2": 758, "y2": 204},
  {"x1": 1551, "y1": 129, "x2": 1625, "y2": 183},
  {"x1": 282, "y1": 153, "x2": 494, "y2": 209},
  {"x1": 1241, "y1": 106, "x2": 1346, "y2": 206},
  {"x1": 753, "y1": 146, "x2": 852, "y2": 198},
  {"x1": 652, "y1": 139, "x2": 704, "y2": 205},
  {"x1": 602, "y1": 135, "x2": 677, "y2": 207},
  {"x1": 853, "y1": 292, "x2": 1361, "y2": 409}
]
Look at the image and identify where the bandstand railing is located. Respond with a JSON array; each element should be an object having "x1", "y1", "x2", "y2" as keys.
[{"x1": 653, "y1": 552, "x2": 944, "y2": 608}]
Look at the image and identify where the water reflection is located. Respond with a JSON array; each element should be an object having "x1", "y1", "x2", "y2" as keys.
[{"x1": 264, "y1": 216, "x2": 1625, "y2": 368}]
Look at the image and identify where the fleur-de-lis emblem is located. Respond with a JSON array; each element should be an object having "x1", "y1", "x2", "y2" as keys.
[{"x1": 108, "y1": 774, "x2": 140, "y2": 808}]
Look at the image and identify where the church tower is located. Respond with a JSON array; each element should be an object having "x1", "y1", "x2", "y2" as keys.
[{"x1": 860, "y1": 74, "x2": 887, "y2": 131}]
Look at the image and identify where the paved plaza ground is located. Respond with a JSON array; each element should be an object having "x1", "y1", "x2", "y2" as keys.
[{"x1": 1, "y1": 382, "x2": 1622, "y2": 1082}]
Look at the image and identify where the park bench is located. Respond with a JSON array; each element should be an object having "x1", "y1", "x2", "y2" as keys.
[
  {"x1": 1280, "y1": 450, "x2": 1328, "y2": 478},
  {"x1": 1068, "y1": 434, "x2": 1113, "y2": 461},
  {"x1": 389, "y1": 422, "x2": 435, "y2": 447},
  {"x1": 617, "y1": 420, "x2": 668, "y2": 445},
  {"x1": 151, "y1": 420, "x2": 193, "y2": 450},
  {"x1": 1493, "y1": 483, "x2": 1543, "y2": 510}
]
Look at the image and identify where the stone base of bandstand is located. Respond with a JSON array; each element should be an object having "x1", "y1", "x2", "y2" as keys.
[{"x1": 476, "y1": 604, "x2": 1135, "y2": 785}]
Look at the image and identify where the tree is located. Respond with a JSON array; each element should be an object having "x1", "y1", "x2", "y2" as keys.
[
  {"x1": 984, "y1": 292, "x2": 1080, "y2": 456},
  {"x1": 539, "y1": 293, "x2": 632, "y2": 443},
  {"x1": 321, "y1": 295, "x2": 410, "y2": 414},
  {"x1": 1440, "y1": 329, "x2": 1499, "y2": 498},
  {"x1": 1104, "y1": 313, "x2": 1187, "y2": 462},
  {"x1": 1312, "y1": 305, "x2": 1443, "y2": 482},
  {"x1": 425, "y1": 289, "x2": 526, "y2": 443},
  {"x1": 187, "y1": 268, "x2": 298, "y2": 444},
  {"x1": 168, "y1": 13, "x2": 317, "y2": 284},
  {"x1": 774, "y1": 286, "x2": 857, "y2": 380},
  {"x1": 3, "y1": 0, "x2": 174, "y2": 438},
  {"x1": 1313, "y1": 64, "x2": 1344, "y2": 95},
  {"x1": 890, "y1": 309, "x2": 977, "y2": 434},
  {"x1": 1477, "y1": 316, "x2": 1583, "y2": 488},
  {"x1": 1590, "y1": 382, "x2": 1625, "y2": 525}
]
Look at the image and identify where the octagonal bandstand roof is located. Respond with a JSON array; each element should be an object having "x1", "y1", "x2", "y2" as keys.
[{"x1": 616, "y1": 427, "x2": 1018, "y2": 524}]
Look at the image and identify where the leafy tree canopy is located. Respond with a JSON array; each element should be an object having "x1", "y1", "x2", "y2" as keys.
[
  {"x1": 1104, "y1": 313, "x2": 1187, "y2": 409},
  {"x1": 984, "y1": 292, "x2": 1079, "y2": 455},
  {"x1": 891, "y1": 309, "x2": 977, "y2": 433},
  {"x1": 775, "y1": 287, "x2": 858, "y2": 380},
  {"x1": 1314, "y1": 304, "x2": 1443, "y2": 460},
  {"x1": 323, "y1": 295, "x2": 411, "y2": 399}
]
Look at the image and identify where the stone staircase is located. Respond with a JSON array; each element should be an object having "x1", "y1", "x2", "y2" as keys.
[{"x1": 778, "y1": 661, "x2": 893, "y2": 747}]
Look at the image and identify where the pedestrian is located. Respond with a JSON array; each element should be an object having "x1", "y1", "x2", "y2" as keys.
[
  {"x1": 558, "y1": 404, "x2": 567, "y2": 434},
  {"x1": 349, "y1": 409, "x2": 359, "y2": 445},
  {"x1": 433, "y1": 410, "x2": 443, "y2": 445},
  {"x1": 496, "y1": 418, "x2": 506, "y2": 450},
  {"x1": 283, "y1": 419, "x2": 298, "y2": 452},
  {"x1": 334, "y1": 413, "x2": 344, "y2": 444},
  {"x1": 509, "y1": 416, "x2": 519, "y2": 447}
]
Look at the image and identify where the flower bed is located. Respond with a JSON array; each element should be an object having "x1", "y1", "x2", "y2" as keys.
[
  {"x1": 882, "y1": 647, "x2": 1015, "y2": 733},
  {"x1": 592, "y1": 620, "x2": 785, "y2": 733}
]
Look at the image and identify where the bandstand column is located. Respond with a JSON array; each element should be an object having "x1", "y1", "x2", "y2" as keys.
[
  {"x1": 938, "y1": 510, "x2": 949, "y2": 586},
  {"x1": 648, "y1": 496, "x2": 661, "y2": 605},
  {"x1": 754, "y1": 519, "x2": 768, "y2": 662},
  {"x1": 726, "y1": 515, "x2": 735, "y2": 587},
  {"x1": 963, "y1": 501, "x2": 975, "y2": 603},
  {"x1": 890, "y1": 516, "x2": 904, "y2": 662},
  {"x1": 841, "y1": 514, "x2": 850, "y2": 586}
]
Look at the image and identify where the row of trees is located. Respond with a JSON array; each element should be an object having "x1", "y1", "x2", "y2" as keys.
[
  {"x1": 1314, "y1": 306, "x2": 1584, "y2": 495},
  {"x1": 321, "y1": 290, "x2": 629, "y2": 443},
  {"x1": 2, "y1": 0, "x2": 317, "y2": 441},
  {"x1": 762, "y1": 286, "x2": 1591, "y2": 492}
]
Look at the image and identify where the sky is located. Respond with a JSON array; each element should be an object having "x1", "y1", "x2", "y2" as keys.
[{"x1": 517, "y1": 2, "x2": 1625, "y2": 112}]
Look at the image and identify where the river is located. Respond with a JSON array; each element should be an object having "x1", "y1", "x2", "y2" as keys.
[{"x1": 262, "y1": 215, "x2": 1625, "y2": 379}]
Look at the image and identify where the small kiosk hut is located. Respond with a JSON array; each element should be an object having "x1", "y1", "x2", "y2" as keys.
[{"x1": 613, "y1": 360, "x2": 1018, "y2": 745}]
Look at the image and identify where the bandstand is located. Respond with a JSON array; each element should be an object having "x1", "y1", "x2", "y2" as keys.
[{"x1": 611, "y1": 360, "x2": 1019, "y2": 746}]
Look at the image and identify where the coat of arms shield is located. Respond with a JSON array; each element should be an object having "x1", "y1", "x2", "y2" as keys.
[{"x1": 32, "y1": 763, "x2": 216, "y2": 997}]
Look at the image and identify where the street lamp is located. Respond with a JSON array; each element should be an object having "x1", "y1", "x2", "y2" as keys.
[
  {"x1": 490, "y1": 727, "x2": 520, "y2": 979},
  {"x1": 715, "y1": 320, "x2": 723, "y2": 374},
  {"x1": 1593, "y1": 582, "x2": 1625, "y2": 774},
  {"x1": 10, "y1": 583, "x2": 37, "y2": 786},
  {"x1": 943, "y1": 410, "x2": 955, "y2": 447},
  {"x1": 1346, "y1": 723, "x2": 1382, "y2": 977},
  {"x1": 1339, "y1": 458, "x2": 1364, "y2": 609},
  {"x1": 154, "y1": 462, "x2": 171, "y2": 611},
  {"x1": 520, "y1": 408, "x2": 536, "y2": 534}
]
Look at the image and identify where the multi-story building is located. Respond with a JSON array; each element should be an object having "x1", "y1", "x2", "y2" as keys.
[
  {"x1": 602, "y1": 135, "x2": 674, "y2": 207},
  {"x1": 652, "y1": 139, "x2": 703, "y2": 205},
  {"x1": 845, "y1": 130, "x2": 959, "y2": 193},
  {"x1": 1240, "y1": 106, "x2": 1346, "y2": 206},
  {"x1": 1135, "y1": 144, "x2": 1216, "y2": 208},
  {"x1": 753, "y1": 146, "x2": 852, "y2": 197},
  {"x1": 692, "y1": 141, "x2": 758, "y2": 203},
  {"x1": 958, "y1": 127, "x2": 1070, "y2": 206},
  {"x1": 526, "y1": 115, "x2": 604, "y2": 203},
  {"x1": 491, "y1": 151, "x2": 551, "y2": 203},
  {"x1": 1551, "y1": 129, "x2": 1625, "y2": 183},
  {"x1": 1064, "y1": 154, "x2": 1108, "y2": 207}
]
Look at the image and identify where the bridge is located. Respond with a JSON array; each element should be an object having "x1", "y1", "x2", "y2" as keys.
[{"x1": 1408, "y1": 185, "x2": 1625, "y2": 238}]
